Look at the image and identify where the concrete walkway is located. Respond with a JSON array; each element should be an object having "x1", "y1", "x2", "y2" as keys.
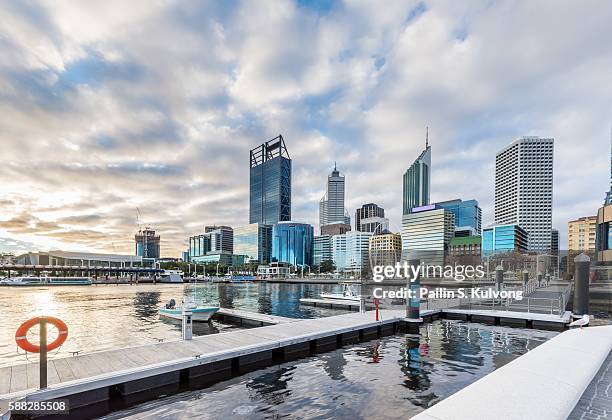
[{"x1": 569, "y1": 350, "x2": 612, "y2": 420}]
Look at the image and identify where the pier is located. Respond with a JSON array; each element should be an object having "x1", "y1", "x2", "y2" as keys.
[{"x1": 212, "y1": 308, "x2": 295, "y2": 326}]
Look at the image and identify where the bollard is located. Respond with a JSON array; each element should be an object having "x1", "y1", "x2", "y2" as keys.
[
  {"x1": 537, "y1": 272, "x2": 542, "y2": 287},
  {"x1": 407, "y1": 259, "x2": 420, "y2": 320},
  {"x1": 182, "y1": 308, "x2": 193, "y2": 340},
  {"x1": 573, "y1": 253, "x2": 590, "y2": 316},
  {"x1": 359, "y1": 295, "x2": 366, "y2": 314},
  {"x1": 495, "y1": 265, "x2": 504, "y2": 292},
  {"x1": 522, "y1": 270, "x2": 529, "y2": 286},
  {"x1": 39, "y1": 317, "x2": 47, "y2": 389}
]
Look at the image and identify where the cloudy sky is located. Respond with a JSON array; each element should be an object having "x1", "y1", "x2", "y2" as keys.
[{"x1": 0, "y1": 0, "x2": 611, "y2": 256}]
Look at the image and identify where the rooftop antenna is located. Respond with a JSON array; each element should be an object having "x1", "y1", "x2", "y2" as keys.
[
  {"x1": 136, "y1": 208, "x2": 142, "y2": 232},
  {"x1": 426, "y1": 126, "x2": 429, "y2": 148},
  {"x1": 334, "y1": 161, "x2": 337, "y2": 171}
]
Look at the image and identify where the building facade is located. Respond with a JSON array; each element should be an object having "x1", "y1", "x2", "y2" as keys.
[
  {"x1": 332, "y1": 234, "x2": 347, "y2": 272},
  {"x1": 345, "y1": 231, "x2": 373, "y2": 275},
  {"x1": 449, "y1": 236, "x2": 482, "y2": 257},
  {"x1": 355, "y1": 203, "x2": 385, "y2": 232},
  {"x1": 437, "y1": 199, "x2": 482, "y2": 234},
  {"x1": 369, "y1": 231, "x2": 402, "y2": 267},
  {"x1": 135, "y1": 228, "x2": 161, "y2": 259},
  {"x1": 320, "y1": 222, "x2": 351, "y2": 236},
  {"x1": 233, "y1": 223, "x2": 272, "y2": 264},
  {"x1": 482, "y1": 224, "x2": 529, "y2": 255},
  {"x1": 401, "y1": 205, "x2": 454, "y2": 266},
  {"x1": 402, "y1": 141, "x2": 431, "y2": 215},
  {"x1": 249, "y1": 135, "x2": 292, "y2": 224},
  {"x1": 568, "y1": 216, "x2": 597, "y2": 251},
  {"x1": 271, "y1": 222, "x2": 314, "y2": 267},
  {"x1": 358, "y1": 216, "x2": 389, "y2": 234},
  {"x1": 205, "y1": 225, "x2": 234, "y2": 253},
  {"x1": 495, "y1": 136, "x2": 554, "y2": 252},
  {"x1": 319, "y1": 163, "x2": 349, "y2": 230},
  {"x1": 313, "y1": 235, "x2": 332, "y2": 267},
  {"x1": 596, "y1": 205, "x2": 612, "y2": 263}
]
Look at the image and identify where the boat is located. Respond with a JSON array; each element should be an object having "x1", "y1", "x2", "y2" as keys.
[
  {"x1": 0, "y1": 276, "x2": 92, "y2": 286},
  {"x1": 159, "y1": 298, "x2": 219, "y2": 322},
  {"x1": 159, "y1": 270, "x2": 184, "y2": 283},
  {"x1": 319, "y1": 282, "x2": 361, "y2": 301}
]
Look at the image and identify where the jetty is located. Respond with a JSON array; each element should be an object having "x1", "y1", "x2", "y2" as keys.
[{"x1": 213, "y1": 308, "x2": 295, "y2": 326}]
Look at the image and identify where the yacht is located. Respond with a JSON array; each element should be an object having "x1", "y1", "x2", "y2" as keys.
[
  {"x1": 0, "y1": 276, "x2": 92, "y2": 286},
  {"x1": 159, "y1": 298, "x2": 219, "y2": 322},
  {"x1": 319, "y1": 282, "x2": 361, "y2": 301},
  {"x1": 159, "y1": 270, "x2": 184, "y2": 283}
]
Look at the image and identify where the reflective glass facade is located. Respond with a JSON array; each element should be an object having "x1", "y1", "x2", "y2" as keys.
[
  {"x1": 402, "y1": 145, "x2": 431, "y2": 215},
  {"x1": 272, "y1": 222, "x2": 313, "y2": 267},
  {"x1": 482, "y1": 224, "x2": 529, "y2": 255},
  {"x1": 437, "y1": 199, "x2": 482, "y2": 234},
  {"x1": 233, "y1": 223, "x2": 272, "y2": 264},
  {"x1": 313, "y1": 235, "x2": 332, "y2": 266}
]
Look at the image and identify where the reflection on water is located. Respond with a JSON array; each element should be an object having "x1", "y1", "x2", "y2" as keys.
[
  {"x1": 0, "y1": 283, "x2": 349, "y2": 367},
  {"x1": 101, "y1": 320, "x2": 557, "y2": 420}
]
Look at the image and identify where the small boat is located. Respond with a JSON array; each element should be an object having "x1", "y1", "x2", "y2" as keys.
[
  {"x1": 319, "y1": 282, "x2": 361, "y2": 301},
  {"x1": 159, "y1": 270, "x2": 184, "y2": 283},
  {"x1": 0, "y1": 276, "x2": 92, "y2": 286},
  {"x1": 159, "y1": 298, "x2": 219, "y2": 322}
]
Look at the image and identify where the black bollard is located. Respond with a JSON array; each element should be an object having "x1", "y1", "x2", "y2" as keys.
[{"x1": 573, "y1": 253, "x2": 590, "y2": 316}]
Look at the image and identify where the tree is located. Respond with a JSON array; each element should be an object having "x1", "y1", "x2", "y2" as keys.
[{"x1": 320, "y1": 259, "x2": 335, "y2": 273}]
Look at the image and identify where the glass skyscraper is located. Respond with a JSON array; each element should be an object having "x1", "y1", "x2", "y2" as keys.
[
  {"x1": 482, "y1": 224, "x2": 529, "y2": 255},
  {"x1": 403, "y1": 136, "x2": 431, "y2": 215},
  {"x1": 319, "y1": 163, "x2": 349, "y2": 228},
  {"x1": 271, "y1": 222, "x2": 314, "y2": 267},
  {"x1": 249, "y1": 135, "x2": 291, "y2": 225},
  {"x1": 233, "y1": 223, "x2": 272, "y2": 264},
  {"x1": 437, "y1": 199, "x2": 482, "y2": 234}
]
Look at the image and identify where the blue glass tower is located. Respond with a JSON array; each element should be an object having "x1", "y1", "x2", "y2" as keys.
[
  {"x1": 249, "y1": 135, "x2": 291, "y2": 225},
  {"x1": 437, "y1": 199, "x2": 482, "y2": 234},
  {"x1": 482, "y1": 224, "x2": 529, "y2": 255},
  {"x1": 403, "y1": 129, "x2": 431, "y2": 215},
  {"x1": 272, "y1": 222, "x2": 314, "y2": 267}
]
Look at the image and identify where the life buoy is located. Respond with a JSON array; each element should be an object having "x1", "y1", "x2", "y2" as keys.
[{"x1": 15, "y1": 316, "x2": 68, "y2": 353}]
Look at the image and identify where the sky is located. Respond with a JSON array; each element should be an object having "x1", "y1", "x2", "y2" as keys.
[{"x1": 0, "y1": 0, "x2": 611, "y2": 257}]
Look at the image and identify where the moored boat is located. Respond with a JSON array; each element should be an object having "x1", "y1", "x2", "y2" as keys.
[
  {"x1": 319, "y1": 282, "x2": 361, "y2": 301},
  {"x1": 159, "y1": 298, "x2": 219, "y2": 322},
  {"x1": 159, "y1": 270, "x2": 184, "y2": 283},
  {"x1": 0, "y1": 276, "x2": 92, "y2": 286}
]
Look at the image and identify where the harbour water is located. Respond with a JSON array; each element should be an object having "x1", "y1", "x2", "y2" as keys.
[
  {"x1": 0, "y1": 283, "x2": 350, "y2": 367},
  {"x1": 99, "y1": 320, "x2": 558, "y2": 419}
]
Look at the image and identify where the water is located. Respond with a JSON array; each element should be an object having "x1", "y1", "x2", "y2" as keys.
[
  {"x1": 100, "y1": 320, "x2": 558, "y2": 419},
  {"x1": 0, "y1": 283, "x2": 350, "y2": 367}
]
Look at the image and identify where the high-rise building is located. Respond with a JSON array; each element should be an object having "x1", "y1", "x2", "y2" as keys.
[
  {"x1": 331, "y1": 234, "x2": 347, "y2": 272},
  {"x1": 249, "y1": 135, "x2": 291, "y2": 224},
  {"x1": 320, "y1": 222, "x2": 351, "y2": 236},
  {"x1": 437, "y1": 199, "x2": 482, "y2": 234},
  {"x1": 369, "y1": 231, "x2": 402, "y2": 267},
  {"x1": 233, "y1": 223, "x2": 272, "y2": 264},
  {"x1": 355, "y1": 203, "x2": 384, "y2": 232},
  {"x1": 495, "y1": 136, "x2": 554, "y2": 252},
  {"x1": 345, "y1": 231, "x2": 373, "y2": 275},
  {"x1": 401, "y1": 204, "x2": 454, "y2": 266},
  {"x1": 271, "y1": 222, "x2": 313, "y2": 267},
  {"x1": 568, "y1": 216, "x2": 597, "y2": 251},
  {"x1": 402, "y1": 130, "x2": 431, "y2": 215},
  {"x1": 359, "y1": 216, "x2": 389, "y2": 234},
  {"x1": 313, "y1": 235, "x2": 332, "y2": 267},
  {"x1": 482, "y1": 224, "x2": 529, "y2": 255},
  {"x1": 205, "y1": 225, "x2": 233, "y2": 253},
  {"x1": 135, "y1": 228, "x2": 160, "y2": 259},
  {"x1": 319, "y1": 163, "x2": 349, "y2": 229}
]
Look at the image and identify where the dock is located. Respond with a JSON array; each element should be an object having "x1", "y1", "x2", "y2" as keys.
[
  {"x1": 0, "y1": 309, "x2": 412, "y2": 417},
  {"x1": 213, "y1": 308, "x2": 295, "y2": 326},
  {"x1": 299, "y1": 297, "x2": 372, "y2": 310}
]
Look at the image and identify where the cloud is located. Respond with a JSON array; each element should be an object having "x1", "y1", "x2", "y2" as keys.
[{"x1": 0, "y1": 0, "x2": 611, "y2": 255}]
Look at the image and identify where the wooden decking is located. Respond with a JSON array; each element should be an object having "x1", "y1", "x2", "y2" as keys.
[
  {"x1": 0, "y1": 309, "x2": 407, "y2": 403},
  {"x1": 214, "y1": 308, "x2": 295, "y2": 325}
]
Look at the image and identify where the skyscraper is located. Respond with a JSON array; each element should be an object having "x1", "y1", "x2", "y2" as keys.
[
  {"x1": 355, "y1": 203, "x2": 384, "y2": 232},
  {"x1": 135, "y1": 228, "x2": 160, "y2": 259},
  {"x1": 403, "y1": 128, "x2": 431, "y2": 215},
  {"x1": 319, "y1": 163, "x2": 350, "y2": 230},
  {"x1": 271, "y1": 221, "x2": 314, "y2": 267},
  {"x1": 495, "y1": 136, "x2": 554, "y2": 252},
  {"x1": 437, "y1": 199, "x2": 482, "y2": 234},
  {"x1": 249, "y1": 135, "x2": 291, "y2": 225}
]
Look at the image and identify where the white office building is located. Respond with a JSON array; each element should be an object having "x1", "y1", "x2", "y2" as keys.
[
  {"x1": 331, "y1": 234, "x2": 347, "y2": 272},
  {"x1": 320, "y1": 164, "x2": 350, "y2": 231},
  {"x1": 495, "y1": 136, "x2": 554, "y2": 252},
  {"x1": 401, "y1": 205, "x2": 455, "y2": 266},
  {"x1": 345, "y1": 231, "x2": 373, "y2": 274}
]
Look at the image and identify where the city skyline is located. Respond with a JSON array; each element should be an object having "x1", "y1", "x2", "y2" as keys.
[{"x1": 0, "y1": 1, "x2": 611, "y2": 256}]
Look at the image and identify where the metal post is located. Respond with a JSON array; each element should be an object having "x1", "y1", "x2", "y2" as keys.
[
  {"x1": 537, "y1": 272, "x2": 542, "y2": 287},
  {"x1": 39, "y1": 317, "x2": 47, "y2": 389},
  {"x1": 407, "y1": 259, "x2": 420, "y2": 320},
  {"x1": 522, "y1": 270, "x2": 529, "y2": 286},
  {"x1": 359, "y1": 295, "x2": 366, "y2": 313},
  {"x1": 495, "y1": 265, "x2": 503, "y2": 292},
  {"x1": 573, "y1": 253, "x2": 590, "y2": 316},
  {"x1": 182, "y1": 308, "x2": 193, "y2": 340}
]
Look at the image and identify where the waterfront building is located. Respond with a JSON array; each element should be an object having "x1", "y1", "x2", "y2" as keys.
[
  {"x1": 331, "y1": 234, "x2": 347, "y2": 272},
  {"x1": 358, "y1": 216, "x2": 389, "y2": 234},
  {"x1": 191, "y1": 251, "x2": 247, "y2": 266},
  {"x1": 568, "y1": 216, "x2": 597, "y2": 251},
  {"x1": 369, "y1": 231, "x2": 402, "y2": 267},
  {"x1": 319, "y1": 163, "x2": 350, "y2": 231},
  {"x1": 205, "y1": 225, "x2": 234, "y2": 253},
  {"x1": 495, "y1": 136, "x2": 554, "y2": 252},
  {"x1": 271, "y1": 222, "x2": 314, "y2": 267},
  {"x1": 437, "y1": 199, "x2": 482, "y2": 234},
  {"x1": 233, "y1": 223, "x2": 272, "y2": 264},
  {"x1": 135, "y1": 228, "x2": 161, "y2": 259},
  {"x1": 181, "y1": 251, "x2": 190, "y2": 263},
  {"x1": 15, "y1": 250, "x2": 153, "y2": 268},
  {"x1": 249, "y1": 135, "x2": 292, "y2": 224},
  {"x1": 257, "y1": 262, "x2": 291, "y2": 277},
  {"x1": 402, "y1": 131, "x2": 431, "y2": 215},
  {"x1": 355, "y1": 203, "x2": 384, "y2": 232},
  {"x1": 345, "y1": 231, "x2": 373, "y2": 276},
  {"x1": 401, "y1": 204, "x2": 454, "y2": 266},
  {"x1": 189, "y1": 233, "x2": 211, "y2": 259},
  {"x1": 320, "y1": 222, "x2": 351, "y2": 236},
  {"x1": 482, "y1": 224, "x2": 529, "y2": 255},
  {"x1": 449, "y1": 236, "x2": 482, "y2": 257},
  {"x1": 313, "y1": 235, "x2": 332, "y2": 267},
  {"x1": 596, "y1": 205, "x2": 612, "y2": 263}
]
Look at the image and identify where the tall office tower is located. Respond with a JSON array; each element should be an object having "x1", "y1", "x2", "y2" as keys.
[
  {"x1": 233, "y1": 223, "x2": 272, "y2": 264},
  {"x1": 402, "y1": 128, "x2": 431, "y2": 215},
  {"x1": 319, "y1": 163, "x2": 346, "y2": 225},
  {"x1": 205, "y1": 225, "x2": 234, "y2": 253},
  {"x1": 401, "y1": 205, "x2": 454, "y2": 266},
  {"x1": 135, "y1": 227, "x2": 161, "y2": 259},
  {"x1": 249, "y1": 135, "x2": 291, "y2": 224},
  {"x1": 495, "y1": 136, "x2": 554, "y2": 252},
  {"x1": 437, "y1": 199, "x2": 482, "y2": 235},
  {"x1": 313, "y1": 235, "x2": 332, "y2": 266},
  {"x1": 355, "y1": 203, "x2": 385, "y2": 232}
]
